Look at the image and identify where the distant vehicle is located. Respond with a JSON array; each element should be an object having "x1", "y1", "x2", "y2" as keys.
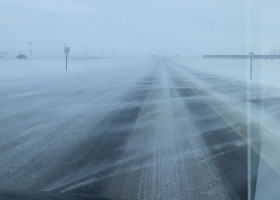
[{"x1": 16, "y1": 54, "x2": 27, "y2": 59}]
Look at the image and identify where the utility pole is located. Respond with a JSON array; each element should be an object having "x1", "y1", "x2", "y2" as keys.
[
  {"x1": 28, "y1": 42, "x2": 33, "y2": 58},
  {"x1": 249, "y1": 52, "x2": 254, "y2": 80}
]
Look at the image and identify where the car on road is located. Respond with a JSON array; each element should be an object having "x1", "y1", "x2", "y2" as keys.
[{"x1": 16, "y1": 54, "x2": 27, "y2": 59}]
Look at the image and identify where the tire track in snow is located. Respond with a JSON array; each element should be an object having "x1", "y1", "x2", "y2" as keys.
[
  {"x1": 166, "y1": 63, "x2": 260, "y2": 199},
  {"x1": 163, "y1": 61, "x2": 230, "y2": 200}
]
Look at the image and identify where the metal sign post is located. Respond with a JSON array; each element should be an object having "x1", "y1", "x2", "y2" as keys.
[
  {"x1": 64, "y1": 46, "x2": 70, "y2": 71},
  {"x1": 249, "y1": 52, "x2": 254, "y2": 80}
]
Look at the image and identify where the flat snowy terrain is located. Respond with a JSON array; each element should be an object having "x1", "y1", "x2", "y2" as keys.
[{"x1": 0, "y1": 57, "x2": 280, "y2": 199}]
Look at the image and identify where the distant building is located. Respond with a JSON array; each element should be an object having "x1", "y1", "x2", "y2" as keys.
[{"x1": 16, "y1": 54, "x2": 27, "y2": 59}]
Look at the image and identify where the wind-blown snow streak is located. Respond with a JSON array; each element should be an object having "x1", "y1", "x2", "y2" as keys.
[{"x1": 0, "y1": 57, "x2": 279, "y2": 199}]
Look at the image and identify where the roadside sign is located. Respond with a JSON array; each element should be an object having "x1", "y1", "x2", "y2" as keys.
[
  {"x1": 249, "y1": 52, "x2": 254, "y2": 80},
  {"x1": 64, "y1": 46, "x2": 70, "y2": 71},
  {"x1": 64, "y1": 46, "x2": 70, "y2": 54}
]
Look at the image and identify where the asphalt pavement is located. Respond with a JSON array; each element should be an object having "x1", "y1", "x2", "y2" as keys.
[{"x1": 0, "y1": 58, "x2": 266, "y2": 200}]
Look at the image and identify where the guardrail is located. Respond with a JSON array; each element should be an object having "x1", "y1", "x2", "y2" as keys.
[{"x1": 202, "y1": 55, "x2": 280, "y2": 59}]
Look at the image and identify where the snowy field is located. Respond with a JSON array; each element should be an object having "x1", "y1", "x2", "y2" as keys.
[
  {"x1": 180, "y1": 58, "x2": 280, "y2": 90},
  {"x1": 1, "y1": 57, "x2": 280, "y2": 199}
]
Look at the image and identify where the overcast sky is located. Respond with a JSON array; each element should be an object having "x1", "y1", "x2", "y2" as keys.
[{"x1": 0, "y1": 0, "x2": 280, "y2": 57}]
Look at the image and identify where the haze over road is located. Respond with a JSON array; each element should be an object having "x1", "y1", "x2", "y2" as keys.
[{"x1": 1, "y1": 57, "x2": 279, "y2": 199}]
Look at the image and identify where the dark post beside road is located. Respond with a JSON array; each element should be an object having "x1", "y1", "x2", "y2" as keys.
[
  {"x1": 64, "y1": 46, "x2": 70, "y2": 71},
  {"x1": 66, "y1": 54, "x2": 68, "y2": 71},
  {"x1": 249, "y1": 52, "x2": 254, "y2": 80}
]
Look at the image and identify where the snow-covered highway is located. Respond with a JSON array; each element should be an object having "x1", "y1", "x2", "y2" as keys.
[{"x1": 1, "y1": 57, "x2": 280, "y2": 199}]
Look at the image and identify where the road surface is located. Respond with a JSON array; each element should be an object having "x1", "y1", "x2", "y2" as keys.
[{"x1": 0, "y1": 57, "x2": 277, "y2": 199}]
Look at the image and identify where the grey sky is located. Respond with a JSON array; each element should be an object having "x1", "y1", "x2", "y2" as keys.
[{"x1": 0, "y1": 0, "x2": 279, "y2": 57}]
